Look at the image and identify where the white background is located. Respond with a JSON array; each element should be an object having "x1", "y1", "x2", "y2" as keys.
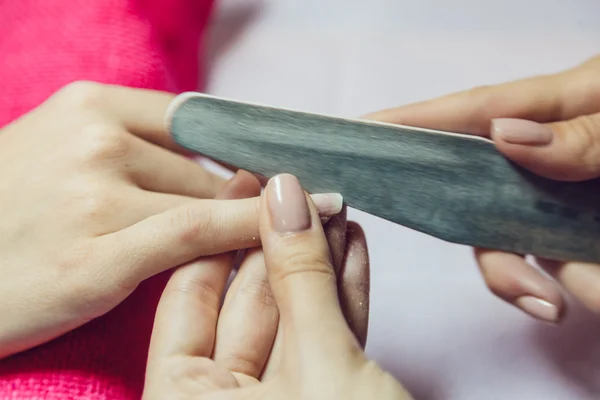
[{"x1": 203, "y1": 1, "x2": 600, "y2": 398}]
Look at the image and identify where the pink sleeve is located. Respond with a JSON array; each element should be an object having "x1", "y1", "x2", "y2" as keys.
[{"x1": 0, "y1": 1, "x2": 214, "y2": 398}]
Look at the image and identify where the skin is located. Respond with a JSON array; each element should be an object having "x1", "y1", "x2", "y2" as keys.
[
  {"x1": 143, "y1": 174, "x2": 411, "y2": 400},
  {"x1": 0, "y1": 81, "x2": 343, "y2": 359},
  {"x1": 6, "y1": 54, "x2": 599, "y2": 395},
  {"x1": 364, "y1": 54, "x2": 600, "y2": 322}
]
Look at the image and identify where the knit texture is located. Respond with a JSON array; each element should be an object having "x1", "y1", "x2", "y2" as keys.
[{"x1": 0, "y1": 0, "x2": 214, "y2": 398}]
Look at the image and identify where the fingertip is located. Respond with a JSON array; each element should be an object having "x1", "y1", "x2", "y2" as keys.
[
  {"x1": 261, "y1": 174, "x2": 341, "y2": 239},
  {"x1": 491, "y1": 116, "x2": 600, "y2": 181},
  {"x1": 475, "y1": 249, "x2": 564, "y2": 324},
  {"x1": 490, "y1": 118, "x2": 561, "y2": 179},
  {"x1": 217, "y1": 169, "x2": 261, "y2": 200},
  {"x1": 258, "y1": 174, "x2": 322, "y2": 263},
  {"x1": 491, "y1": 118, "x2": 553, "y2": 146},
  {"x1": 537, "y1": 258, "x2": 600, "y2": 316}
]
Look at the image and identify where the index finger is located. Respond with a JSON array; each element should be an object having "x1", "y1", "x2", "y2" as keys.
[{"x1": 363, "y1": 66, "x2": 597, "y2": 135}]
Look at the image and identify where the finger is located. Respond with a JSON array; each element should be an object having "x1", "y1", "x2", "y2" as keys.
[
  {"x1": 260, "y1": 205, "x2": 347, "y2": 379},
  {"x1": 211, "y1": 161, "x2": 270, "y2": 187},
  {"x1": 363, "y1": 62, "x2": 600, "y2": 181},
  {"x1": 98, "y1": 187, "x2": 344, "y2": 291},
  {"x1": 260, "y1": 215, "x2": 356, "y2": 380},
  {"x1": 213, "y1": 248, "x2": 279, "y2": 379},
  {"x1": 259, "y1": 319, "x2": 283, "y2": 380},
  {"x1": 241, "y1": 196, "x2": 348, "y2": 381},
  {"x1": 363, "y1": 63, "x2": 600, "y2": 136},
  {"x1": 147, "y1": 253, "x2": 234, "y2": 361},
  {"x1": 147, "y1": 171, "x2": 260, "y2": 363},
  {"x1": 537, "y1": 258, "x2": 600, "y2": 315},
  {"x1": 475, "y1": 249, "x2": 564, "y2": 323},
  {"x1": 94, "y1": 187, "x2": 249, "y2": 236},
  {"x1": 338, "y1": 222, "x2": 370, "y2": 348},
  {"x1": 259, "y1": 173, "x2": 358, "y2": 361},
  {"x1": 62, "y1": 82, "x2": 192, "y2": 154},
  {"x1": 90, "y1": 189, "x2": 194, "y2": 234},
  {"x1": 490, "y1": 113, "x2": 600, "y2": 181},
  {"x1": 125, "y1": 136, "x2": 226, "y2": 198}
]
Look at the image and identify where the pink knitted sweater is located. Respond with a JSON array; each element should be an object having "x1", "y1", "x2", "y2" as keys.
[{"x1": 0, "y1": 1, "x2": 215, "y2": 398}]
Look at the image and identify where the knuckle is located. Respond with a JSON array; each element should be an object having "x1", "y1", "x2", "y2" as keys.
[
  {"x1": 76, "y1": 185, "x2": 115, "y2": 219},
  {"x1": 56, "y1": 243, "x2": 120, "y2": 319},
  {"x1": 270, "y1": 248, "x2": 335, "y2": 286},
  {"x1": 56, "y1": 241, "x2": 95, "y2": 273},
  {"x1": 567, "y1": 115, "x2": 600, "y2": 175},
  {"x1": 463, "y1": 85, "x2": 503, "y2": 133},
  {"x1": 171, "y1": 207, "x2": 217, "y2": 247},
  {"x1": 223, "y1": 352, "x2": 263, "y2": 376},
  {"x1": 240, "y1": 275, "x2": 276, "y2": 307},
  {"x1": 167, "y1": 274, "x2": 222, "y2": 309},
  {"x1": 77, "y1": 123, "x2": 130, "y2": 163},
  {"x1": 67, "y1": 274, "x2": 119, "y2": 320},
  {"x1": 468, "y1": 84, "x2": 493, "y2": 95},
  {"x1": 54, "y1": 81, "x2": 105, "y2": 111},
  {"x1": 164, "y1": 359, "x2": 236, "y2": 394},
  {"x1": 359, "y1": 360, "x2": 411, "y2": 398}
]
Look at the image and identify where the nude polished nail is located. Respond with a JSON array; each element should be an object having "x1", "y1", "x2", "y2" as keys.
[
  {"x1": 492, "y1": 118, "x2": 553, "y2": 146},
  {"x1": 515, "y1": 295, "x2": 559, "y2": 324},
  {"x1": 267, "y1": 174, "x2": 312, "y2": 233}
]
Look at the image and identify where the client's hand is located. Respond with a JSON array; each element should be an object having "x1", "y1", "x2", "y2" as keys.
[
  {"x1": 0, "y1": 82, "x2": 342, "y2": 358},
  {"x1": 143, "y1": 173, "x2": 411, "y2": 400},
  {"x1": 365, "y1": 55, "x2": 600, "y2": 323}
]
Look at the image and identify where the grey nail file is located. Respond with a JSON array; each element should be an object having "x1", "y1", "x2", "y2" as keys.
[{"x1": 167, "y1": 92, "x2": 600, "y2": 263}]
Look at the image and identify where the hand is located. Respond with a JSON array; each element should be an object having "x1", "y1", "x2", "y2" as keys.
[
  {"x1": 143, "y1": 173, "x2": 410, "y2": 400},
  {"x1": 364, "y1": 55, "x2": 600, "y2": 323},
  {"x1": 0, "y1": 82, "x2": 342, "y2": 358}
]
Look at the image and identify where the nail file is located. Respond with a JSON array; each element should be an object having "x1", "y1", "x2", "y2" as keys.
[{"x1": 166, "y1": 92, "x2": 600, "y2": 263}]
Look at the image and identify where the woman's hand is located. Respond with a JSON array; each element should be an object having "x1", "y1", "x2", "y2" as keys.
[
  {"x1": 365, "y1": 55, "x2": 600, "y2": 323},
  {"x1": 0, "y1": 82, "x2": 342, "y2": 358},
  {"x1": 143, "y1": 173, "x2": 410, "y2": 400}
]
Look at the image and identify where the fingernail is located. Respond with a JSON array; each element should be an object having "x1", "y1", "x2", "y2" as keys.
[
  {"x1": 310, "y1": 193, "x2": 344, "y2": 217},
  {"x1": 491, "y1": 118, "x2": 553, "y2": 145},
  {"x1": 515, "y1": 295, "x2": 559, "y2": 323},
  {"x1": 267, "y1": 174, "x2": 311, "y2": 233},
  {"x1": 215, "y1": 171, "x2": 241, "y2": 199}
]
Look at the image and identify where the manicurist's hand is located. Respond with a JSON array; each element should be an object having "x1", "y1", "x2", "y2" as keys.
[
  {"x1": 0, "y1": 82, "x2": 341, "y2": 358},
  {"x1": 365, "y1": 55, "x2": 600, "y2": 323},
  {"x1": 143, "y1": 173, "x2": 411, "y2": 400}
]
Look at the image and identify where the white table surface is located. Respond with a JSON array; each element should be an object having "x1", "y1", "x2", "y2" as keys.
[{"x1": 202, "y1": 1, "x2": 600, "y2": 398}]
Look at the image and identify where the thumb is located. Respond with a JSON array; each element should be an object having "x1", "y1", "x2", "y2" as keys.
[
  {"x1": 491, "y1": 113, "x2": 600, "y2": 181},
  {"x1": 259, "y1": 174, "x2": 359, "y2": 361}
]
